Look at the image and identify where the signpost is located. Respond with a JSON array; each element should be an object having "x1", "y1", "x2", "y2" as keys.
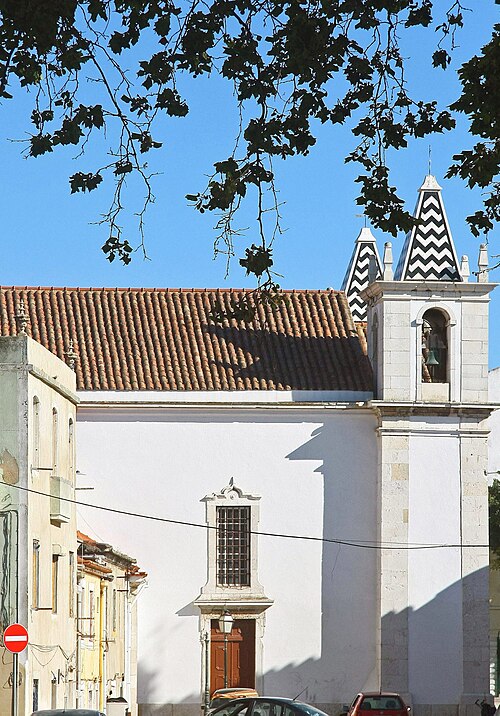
[{"x1": 3, "y1": 624, "x2": 29, "y2": 716}]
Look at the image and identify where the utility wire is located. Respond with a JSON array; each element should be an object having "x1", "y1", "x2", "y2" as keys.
[{"x1": 7, "y1": 483, "x2": 489, "y2": 551}]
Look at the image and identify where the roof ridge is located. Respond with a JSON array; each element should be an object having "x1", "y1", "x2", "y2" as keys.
[{"x1": 0, "y1": 285, "x2": 344, "y2": 294}]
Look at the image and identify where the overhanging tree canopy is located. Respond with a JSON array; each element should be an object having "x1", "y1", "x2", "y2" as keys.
[{"x1": 0, "y1": 1, "x2": 498, "y2": 315}]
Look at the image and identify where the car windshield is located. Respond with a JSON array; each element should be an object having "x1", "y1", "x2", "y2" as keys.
[
  {"x1": 211, "y1": 699, "x2": 244, "y2": 711},
  {"x1": 255, "y1": 701, "x2": 330, "y2": 716},
  {"x1": 360, "y1": 697, "x2": 404, "y2": 711},
  {"x1": 211, "y1": 699, "x2": 252, "y2": 716}
]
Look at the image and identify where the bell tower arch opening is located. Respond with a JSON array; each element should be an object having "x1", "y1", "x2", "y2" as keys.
[{"x1": 421, "y1": 308, "x2": 449, "y2": 385}]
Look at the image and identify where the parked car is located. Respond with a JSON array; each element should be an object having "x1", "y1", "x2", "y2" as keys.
[
  {"x1": 32, "y1": 710, "x2": 106, "y2": 716},
  {"x1": 345, "y1": 693, "x2": 411, "y2": 716},
  {"x1": 209, "y1": 688, "x2": 259, "y2": 711},
  {"x1": 207, "y1": 695, "x2": 330, "y2": 716}
]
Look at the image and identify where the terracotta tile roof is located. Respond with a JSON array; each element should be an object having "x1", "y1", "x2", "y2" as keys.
[
  {"x1": 0, "y1": 286, "x2": 372, "y2": 393},
  {"x1": 78, "y1": 556, "x2": 113, "y2": 575},
  {"x1": 77, "y1": 530, "x2": 101, "y2": 547},
  {"x1": 78, "y1": 530, "x2": 146, "y2": 577}
]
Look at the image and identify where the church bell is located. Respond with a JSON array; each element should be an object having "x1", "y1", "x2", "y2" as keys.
[{"x1": 425, "y1": 349, "x2": 439, "y2": 366}]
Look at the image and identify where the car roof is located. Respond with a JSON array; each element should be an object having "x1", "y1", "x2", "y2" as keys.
[
  {"x1": 209, "y1": 696, "x2": 330, "y2": 716},
  {"x1": 357, "y1": 693, "x2": 402, "y2": 698},
  {"x1": 214, "y1": 697, "x2": 305, "y2": 705},
  {"x1": 213, "y1": 689, "x2": 258, "y2": 695},
  {"x1": 32, "y1": 710, "x2": 106, "y2": 716}
]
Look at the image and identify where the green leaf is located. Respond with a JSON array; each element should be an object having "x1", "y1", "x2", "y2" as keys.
[
  {"x1": 405, "y1": 1, "x2": 433, "y2": 28},
  {"x1": 69, "y1": 172, "x2": 103, "y2": 193},
  {"x1": 114, "y1": 160, "x2": 133, "y2": 176},
  {"x1": 155, "y1": 88, "x2": 189, "y2": 116},
  {"x1": 432, "y1": 49, "x2": 451, "y2": 70},
  {"x1": 102, "y1": 236, "x2": 133, "y2": 265},
  {"x1": 239, "y1": 244, "x2": 273, "y2": 277},
  {"x1": 29, "y1": 134, "x2": 53, "y2": 157}
]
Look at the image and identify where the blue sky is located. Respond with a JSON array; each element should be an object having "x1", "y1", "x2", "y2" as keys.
[{"x1": 1, "y1": 3, "x2": 499, "y2": 366}]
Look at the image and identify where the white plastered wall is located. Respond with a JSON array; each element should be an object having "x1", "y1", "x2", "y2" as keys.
[{"x1": 75, "y1": 404, "x2": 378, "y2": 714}]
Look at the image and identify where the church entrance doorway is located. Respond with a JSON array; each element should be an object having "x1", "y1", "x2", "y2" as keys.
[{"x1": 210, "y1": 619, "x2": 255, "y2": 694}]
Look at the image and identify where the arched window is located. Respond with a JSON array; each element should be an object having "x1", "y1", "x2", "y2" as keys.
[
  {"x1": 68, "y1": 418, "x2": 74, "y2": 475},
  {"x1": 52, "y1": 408, "x2": 59, "y2": 474},
  {"x1": 421, "y1": 308, "x2": 448, "y2": 383},
  {"x1": 32, "y1": 397, "x2": 40, "y2": 469}
]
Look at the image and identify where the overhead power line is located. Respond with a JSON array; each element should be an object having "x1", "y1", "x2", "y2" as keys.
[{"x1": 7, "y1": 483, "x2": 489, "y2": 551}]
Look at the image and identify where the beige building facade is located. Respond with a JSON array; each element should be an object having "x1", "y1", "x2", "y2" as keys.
[
  {"x1": 0, "y1": 333, "x2": 145, "y2": 716},
  {"x1": 0, "y1": 333, "x2": 78, "y2": 715}
]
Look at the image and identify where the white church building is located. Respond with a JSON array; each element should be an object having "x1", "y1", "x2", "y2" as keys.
[{"x1": 0, "y1": 175, "x2": 497, "y2": 716}]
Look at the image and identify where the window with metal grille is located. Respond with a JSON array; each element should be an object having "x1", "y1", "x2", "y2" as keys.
[{"x1": 217, "y1": 506, "x2": 250, "y2": 586}]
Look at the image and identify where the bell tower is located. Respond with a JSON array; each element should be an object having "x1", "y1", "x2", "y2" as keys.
[
  {"x1": 352, "y1": 176, "x2": 496, "y2": 713},
  {"x1": 364, "y1": 175, "x2": 493, "y2": 404}
]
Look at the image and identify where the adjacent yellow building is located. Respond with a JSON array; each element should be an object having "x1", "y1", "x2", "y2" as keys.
[{"x1": 77, "y1": 531, "x2": 147, "y2": 716}]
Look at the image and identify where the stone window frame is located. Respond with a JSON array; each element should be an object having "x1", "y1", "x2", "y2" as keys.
[
  {"x1": 200, "y1": 479, "x2": 265, "y2": 600},
  {"x1": 52, "y1": 553, "x2": 59, "y2": 614},
  {"x1": 32, "y1": 539, "x2": 40, "y2": 610}
]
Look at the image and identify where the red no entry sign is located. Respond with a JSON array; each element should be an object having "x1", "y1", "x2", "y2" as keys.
[{"x1": 3, "y1": 624, "x2": 28, "y2": 653}]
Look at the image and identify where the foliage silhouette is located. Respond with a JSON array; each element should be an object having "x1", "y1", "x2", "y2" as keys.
[{"x1": 0, "y1": 1, "x2": 498, "y2": 314}]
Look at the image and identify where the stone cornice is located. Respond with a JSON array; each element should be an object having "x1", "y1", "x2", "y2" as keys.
[
  {"x1": 361, "y1": 280, "x2": 497, "y2": 303},
  {"x1": 194, "y1": 595, "x2": 274, "y2": 616},
  {"x1": 370, "y1": 400, "x2": 498, "y2": 420}
]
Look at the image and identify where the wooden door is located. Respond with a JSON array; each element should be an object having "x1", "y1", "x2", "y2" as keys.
[{"x1": 210, "y1": 619, "x2": 255, "y2": 694}]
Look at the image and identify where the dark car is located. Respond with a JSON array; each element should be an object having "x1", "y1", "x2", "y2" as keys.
[
  {"x1": 346, "y1": 693, "x2": 411, "y2": 716},
  {"x1": 207, "y1": 696, "x2": 330, "y2": 716}
]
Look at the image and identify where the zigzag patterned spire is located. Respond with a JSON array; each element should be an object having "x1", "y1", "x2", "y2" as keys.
[
  {"x1": 395, "y1": 175, "x2": 462, "y2": 281},
  {"x1": 341, "y1": 227, "x2": 382, "y2": 321}
]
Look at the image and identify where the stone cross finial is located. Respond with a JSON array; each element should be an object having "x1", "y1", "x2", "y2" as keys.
[
  {"x1": 65, "y1": 339, "x2": 78, "y2": 371},
  {"x1": 478, "y1": 244, "x2": 489, "y2": 283},
  {"x1": 15, "y1": 299, "x2": 29, "y2": 335},
  {"x1": 460, "y1": 255, "x2": 470, "y2": 282},
  {"x1": 383, "y1": 242, "x2": 394, "y2": 280}
]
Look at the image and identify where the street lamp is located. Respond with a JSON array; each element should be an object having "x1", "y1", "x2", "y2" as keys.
[
  {"x1": 201, "y1": 631, "x2": 210, "y2": 713},
  {"x1": 218, "y1": 611, "x2": 234, "y2": 689}
]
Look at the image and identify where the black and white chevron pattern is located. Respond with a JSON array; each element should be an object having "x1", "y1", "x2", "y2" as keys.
[
  {"x1": 396, "y1": 191, "x2": 461, "y2": 281},
  {"x1": 342, "y1": 241, "x2": 381, "y2": 321}
]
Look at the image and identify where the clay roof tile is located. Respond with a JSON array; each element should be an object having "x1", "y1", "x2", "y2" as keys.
[{"x1": 0, "y1": 286, "x2": 372, "y2": 392}]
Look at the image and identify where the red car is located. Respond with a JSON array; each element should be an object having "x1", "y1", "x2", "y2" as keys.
[{"x1": 347, "y1": 693, "x2": 411, "y2": 716}]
